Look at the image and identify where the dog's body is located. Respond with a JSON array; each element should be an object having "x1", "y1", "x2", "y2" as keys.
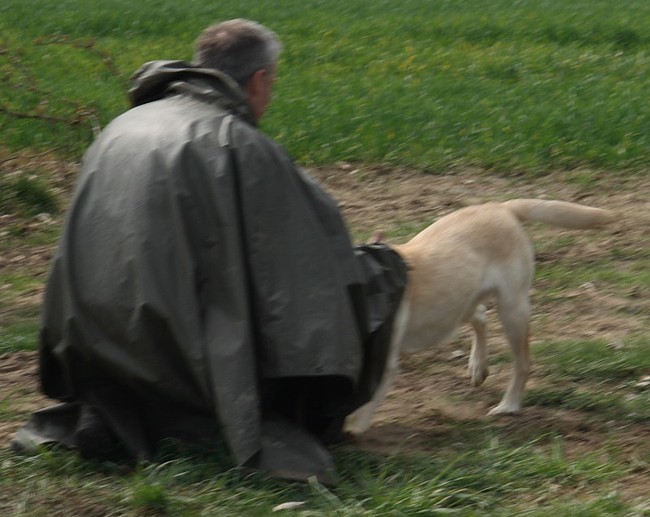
[{"x1": 346, "y1": 199, "x2": 611, "y2": 434}]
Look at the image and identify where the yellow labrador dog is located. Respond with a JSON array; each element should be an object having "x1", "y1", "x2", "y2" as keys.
[{"x1": 347, "y1": 199, "x2": 611, "y2": 434}]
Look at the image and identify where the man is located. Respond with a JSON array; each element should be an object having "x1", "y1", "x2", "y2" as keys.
[{"x1": 12, "y1": 19, "x2": 407, "y2": 484}]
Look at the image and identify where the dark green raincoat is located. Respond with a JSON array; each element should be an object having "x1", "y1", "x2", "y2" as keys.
[{"x1": 12, "y1": 61, "x2": 407, "y2": 483}]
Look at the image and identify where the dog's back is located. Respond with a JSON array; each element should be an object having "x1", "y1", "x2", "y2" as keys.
[{"x1": 395, "y1": 202, "x2": 535, "y2": 352}]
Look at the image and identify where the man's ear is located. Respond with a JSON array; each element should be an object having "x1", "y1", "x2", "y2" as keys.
[
  {"x1": 245, "y1": 69, "x2": 267, "y2": 96},
  {"x1": 244, "y1": 68, "x2": 274, "y2": 122}
]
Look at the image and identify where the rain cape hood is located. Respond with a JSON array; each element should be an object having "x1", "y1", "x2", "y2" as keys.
[{"x1": 13, "y1": 61, "x2": 407, "y2": 483}]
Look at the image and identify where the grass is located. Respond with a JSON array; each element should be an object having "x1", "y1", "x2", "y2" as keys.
[
  {"x1": 0, "y1": 174, "x2": 59, "y2": 218},
  {"x1": 2, "y1": 328, "x2": 648, "y2": 515},
  {"x1": 526, "y1": 386, "x2": 649, "y2": 424},
  {"x1": 485, "y1": 336, "x2": 650, "y2": 425},
  {"x1": 0, "y1": 268, "x2": 45, "y2": 345},
  {"x1": 0, "y1": 319, "x2": 40, "y2": 354},
  {"x1": 0, "y1": 433, "x2": 634, "y2": 516},
  {"x1": 2, "y1": 0, "x2": 650, "y2": 173},
  {"x1": 533, "y1": 338, "x2": 650, "y2": 382}
]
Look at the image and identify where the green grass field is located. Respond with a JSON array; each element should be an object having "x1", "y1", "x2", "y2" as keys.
[
  {"x1": 1, "y1": 1, "x2": 649, "y2": 515},
  {"x1": 0, "y1": 430, "x2": 637, "y2": 516},
  {"x1": 2, "y1": 0, "x2": 650, "y2": 172}
]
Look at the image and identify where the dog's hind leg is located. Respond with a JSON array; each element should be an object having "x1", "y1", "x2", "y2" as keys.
[
  {"x1": 468, "y1": 304, "x2": 489, "y2": 387},
  {"x1": 488, "y1": 297, "x2": 531, "y2": 415}
]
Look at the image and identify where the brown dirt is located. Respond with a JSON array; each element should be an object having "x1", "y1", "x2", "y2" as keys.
[
  {"x1": 1, "y1": 156, "x2": 649, "y2": 503},
  {"x1": 316, "y1": 172, "x2": 648, "y2": 407},
  {"x1": 314, "y1": 164, "x2": 650, "y2": 504}
]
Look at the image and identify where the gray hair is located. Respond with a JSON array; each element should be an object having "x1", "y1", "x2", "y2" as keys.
[{"x1": 194, "y1": 19, "x2": 282, "y2": 85}]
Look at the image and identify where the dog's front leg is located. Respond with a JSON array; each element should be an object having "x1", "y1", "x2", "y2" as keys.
[
  {"x1": 345, "y1": 353, "x2": 400, "y2": 434},
  {"x1": 345, "y1": 301, "x2": 410, "y2": 434}
]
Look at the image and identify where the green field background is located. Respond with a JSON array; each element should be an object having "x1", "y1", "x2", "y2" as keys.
[{"x1": 2, "y1": 0, "x2": 650, "y2": 173}]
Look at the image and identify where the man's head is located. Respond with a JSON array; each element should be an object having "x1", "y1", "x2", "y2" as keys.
[{"x1": 194, "y1": 19, "x2": 282, "y2": 121}]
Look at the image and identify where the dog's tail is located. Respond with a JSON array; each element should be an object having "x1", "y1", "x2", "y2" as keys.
[{"x1": 502, "y1": 199, "x2": 612, "y2": 229}]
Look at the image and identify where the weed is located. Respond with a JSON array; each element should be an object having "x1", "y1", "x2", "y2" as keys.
[
  {"x1": 0, "y1": 321, "x2": 40, "y2": 354},
  {"x1": 534, "y1": 338, "x2": 650, "y2": 382},
  {"x1": 129, "y1": 478, "x2": 168, "y2": 515},
  {"x1": 0, "y1": 174, "x2": 58, "y2": 217}
]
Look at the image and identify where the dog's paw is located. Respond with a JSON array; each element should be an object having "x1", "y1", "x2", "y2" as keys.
[
  {"x1": 469, "y1": 361, "x2": 489, "y2": 387},
  {"x1": 344, "y1": 413, "x2": 372, "y2": 435},
  {"x1": 487, "y1": 403, "x2": 521, "y2": 416},
  {"x1": 344, "y1": 421, "x2": 370, "y2": 435}
]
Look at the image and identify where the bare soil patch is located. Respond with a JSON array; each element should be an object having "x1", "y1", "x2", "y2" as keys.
[{"x1": 1, "y1": 157, "x2": 649, "y2": 503}]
